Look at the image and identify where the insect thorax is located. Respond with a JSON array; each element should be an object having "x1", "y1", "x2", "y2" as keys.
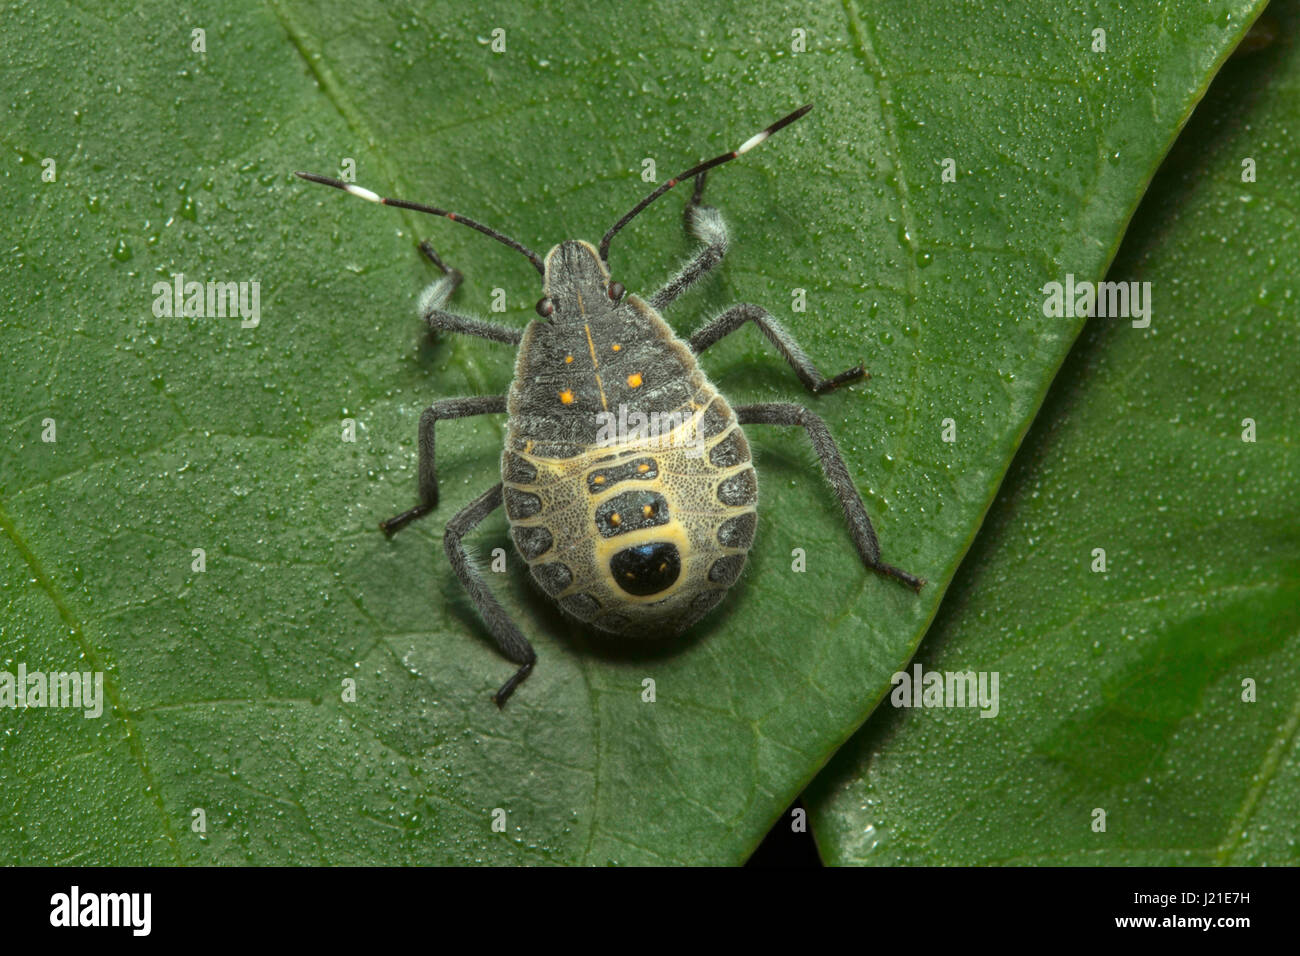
[{"x1": 501, "y1": 295, "x2": 758, "y2": 636}]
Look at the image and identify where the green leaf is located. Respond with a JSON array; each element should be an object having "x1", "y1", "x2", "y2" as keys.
[
  {"x1": 807, "y1": 6, "x2": 1300, "y2": 866},
  {"x1": 0, "y1": 0, "x2": 1266, "y2": 864}
]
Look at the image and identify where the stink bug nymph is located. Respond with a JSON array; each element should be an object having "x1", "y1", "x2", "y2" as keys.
[{"x1": 297, "y1": 105, "x2": 924, "y2": 707}]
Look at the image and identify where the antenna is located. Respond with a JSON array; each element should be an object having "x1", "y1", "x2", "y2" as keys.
[
  {"x1": 598, "y1": 104, "x2": 812, "y2": 265},
  {"x1": 294, "y1": 172, "x2": 545, "y2": 274}
]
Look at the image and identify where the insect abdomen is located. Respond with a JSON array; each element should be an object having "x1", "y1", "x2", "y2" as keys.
[
  {"x1": 502, "y1": 386, "x2": 757, "y2": 636},
  {"x1": 501, "y1": 293, "x2": 757, "y2": 635}
]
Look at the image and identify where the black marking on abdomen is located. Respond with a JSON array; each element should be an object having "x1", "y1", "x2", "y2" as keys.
[
  {"x1": 512, "y1": 525, "x2": 553, "y2": 560},
  {"x1": 504, "y1": 487, "x2": 542, "y2": 519},
  {"x1": 595, "y1": 489, "x2": 669, "y2": 537},
  {"x1": 610, "y1": 542, "x2": 681, "y2": 596},
  {"x1": 708, "y1": 554, "x2": 746, "y2": 586},
  {"x1": 689, "y1": 589, "x2": 725, "y2": 615},
  {"x1": 698, "y1": 396, "x2": 731, "y2": 439},
  {"x1": 502, "y1": 451, "x2": 538, "y2": 484},
  {"x1": 532, "y1": 561, "x2": 572, "y2": 596},
  {"x1": 718, "y1": 512, "x2": 756, "y2": 549},
  {"x1": 587, "y1": 457, "x2": 658, "y2": 494},
  {"x1": 717, "y1": 467, "x2": 757, "y2": 506},
  {"x1": 709, "y1": 429, "x2": 751, "y2": 468},
  {"x1": 560, "y1": 592, "x2": 600, "y2": 618}
]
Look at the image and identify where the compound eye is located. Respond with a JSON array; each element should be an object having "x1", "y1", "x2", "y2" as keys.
[
  {"x1": 536, "y1": 296, "x2": 555, "y2": 317},
  {"x1": 608, "y1": 281, "x2": 625, "y2": 301}
]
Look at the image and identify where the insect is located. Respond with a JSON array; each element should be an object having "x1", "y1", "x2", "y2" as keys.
[{"x1": 297, "y1": 104, "x2": 924, "y2": 707}]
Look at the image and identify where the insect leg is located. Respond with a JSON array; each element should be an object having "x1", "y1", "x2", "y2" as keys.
[
  {"x1": 443, "y1": 483, "x2": 537, "y2": 707},
  {"x1": 380, "y1": 395, "x2": 508, "y2": 536},
  {"x1": 649, "y1": 172, "x2": 729, "y2": 311},
  {"x1": 690, "y1": 303, "x2": 866, "y2": 394},
  {"x1": 417, "y1": 241, "x2": 522, "y2": 345},
  {"x1": 735, "y1": 402, "x2": 925, "y2": 592}
]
